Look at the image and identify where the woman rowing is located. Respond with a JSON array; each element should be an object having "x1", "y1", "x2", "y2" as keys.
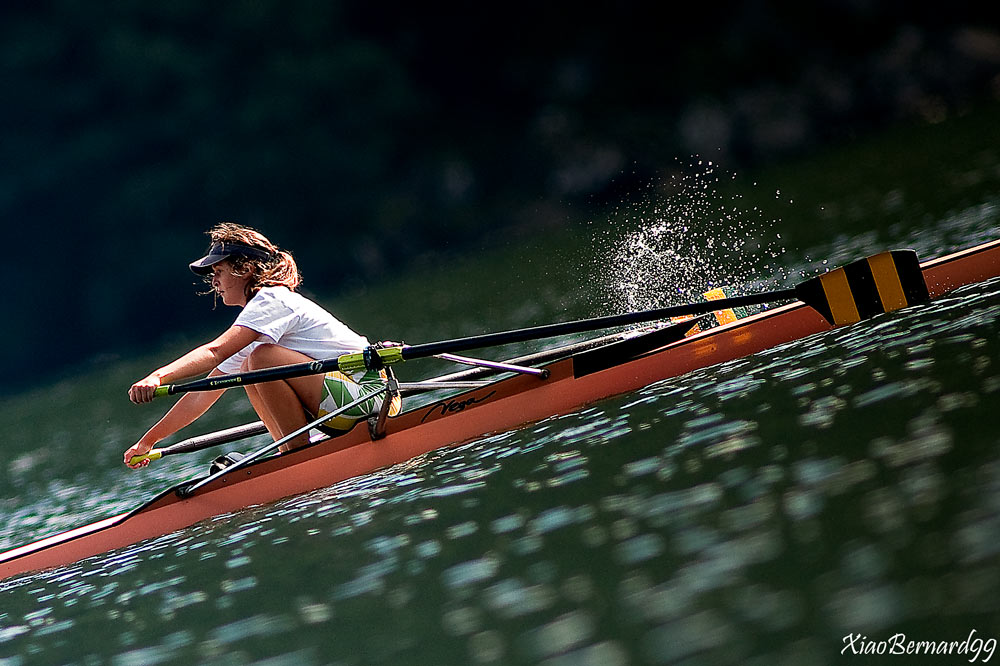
[{"x1": 124, "y1": 223, "x2": 395, "y2": 469}]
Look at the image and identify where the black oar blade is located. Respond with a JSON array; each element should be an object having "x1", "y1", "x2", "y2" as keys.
[{"x1": 795, "y1": 249, "x2": 930, "y2": 326}]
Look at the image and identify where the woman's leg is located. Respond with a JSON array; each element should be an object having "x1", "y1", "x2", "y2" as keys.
[{"x1": 242, "y1": 344, "x2": 325, "y2": 452}]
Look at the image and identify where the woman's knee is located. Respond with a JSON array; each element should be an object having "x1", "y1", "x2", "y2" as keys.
[
  {"x1": 245, "y1": 344, "x2": 314, "y2": 371},
  {"x1": 245, "y1": 343, "x2": 284, "y2": 370}
]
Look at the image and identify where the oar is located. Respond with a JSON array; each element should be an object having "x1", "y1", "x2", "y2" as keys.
[
  {"x1": 130, "y1": 383, "x2": 484, "y2": 466},
  {"x1": 154, "y1": 248, "x2": 929, "y2": 397},
  {"x1": 128, "y1": 421, "x2": 269, "y2": 467}
]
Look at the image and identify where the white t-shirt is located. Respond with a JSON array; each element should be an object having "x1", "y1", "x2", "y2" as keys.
[{"x1": 216, "y1": 286, "x2": 369, "y2": 375}]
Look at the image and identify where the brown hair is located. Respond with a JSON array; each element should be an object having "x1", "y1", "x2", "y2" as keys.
[{"x1": 206, "y1": 222, "x2": 301, "y2": 299}]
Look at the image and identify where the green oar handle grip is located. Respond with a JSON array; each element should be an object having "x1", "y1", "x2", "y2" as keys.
[
  {"x1": 153, "y1": 386, "x2": 173, "y2": 398},
  {"x1": 129, "y1": 450, "x2": 163, "y2": 466}
]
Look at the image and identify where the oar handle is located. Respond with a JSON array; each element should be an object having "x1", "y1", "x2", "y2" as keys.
[{"x1": 129, "y1": 450, "x2": 163, "y2": 466}]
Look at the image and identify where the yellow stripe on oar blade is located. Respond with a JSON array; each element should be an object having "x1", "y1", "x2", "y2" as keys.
[
  {"x1": 818, "y1": 268, "x2": 862, "y2": 325},
  {"x1": 867, "y1": 252, "x2": 908, "y2": 312},
  {"x1": 797, "y1": 248, "x2": 930, "y2": 326}
]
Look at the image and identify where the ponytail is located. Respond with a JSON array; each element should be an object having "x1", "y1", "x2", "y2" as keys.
[
  {"x1": 204, "y1": 222, "x2": 302, "y2": 298},
  {"x1": 256, "y1": 249, "x2": 301, "y2": 292}
]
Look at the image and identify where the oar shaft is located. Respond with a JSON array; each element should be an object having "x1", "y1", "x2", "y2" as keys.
[
  {"x1": 400, "y1": 290, "x2": 796, "y2": 360},
  {"x1": 128, "y1": 421, "x2": 269, "y2": 466},
  {"x1": 156, "y1": 357, "x2": 341, "y2": 396},
  {"x1": 165, "y1": 422, "x2": 268, "y2": 453}
]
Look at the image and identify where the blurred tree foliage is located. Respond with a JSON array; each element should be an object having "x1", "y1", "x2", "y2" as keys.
[{"x1": 1, "y1": 0, "x2": 997, "y2": 387}]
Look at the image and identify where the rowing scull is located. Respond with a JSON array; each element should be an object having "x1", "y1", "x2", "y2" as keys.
[{"x1": 2, "y1": 239, "x2": 998, "y2": 581}]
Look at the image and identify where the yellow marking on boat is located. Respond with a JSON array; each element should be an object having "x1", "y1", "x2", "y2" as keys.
[
  {"x1": 868, "y1": 252, "x2": 908, "y2": 312},
  {"x1": 819, "y1": 268, "x2": 861, "y2": 325}
]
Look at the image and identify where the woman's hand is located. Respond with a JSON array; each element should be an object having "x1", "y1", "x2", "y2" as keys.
[
  {"x1": 123, "y1": 439, "x2": 155, "y2": 469},
  {"x1": 128, "y1": 374, "x2": 162, "y2": 404}
]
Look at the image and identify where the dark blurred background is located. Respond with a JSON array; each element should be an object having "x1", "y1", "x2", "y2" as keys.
[{"x1": 2, "y1": 0, "x2": 998, "y2": 390}]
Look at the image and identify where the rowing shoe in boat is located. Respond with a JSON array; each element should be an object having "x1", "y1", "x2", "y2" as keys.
[{"x1": 2, "y1": 239, "x2": 998, "y2": 581}]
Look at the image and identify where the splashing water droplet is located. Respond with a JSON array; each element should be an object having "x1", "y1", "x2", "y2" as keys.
[{"x1": 591, "y1": 161, "x2": 787, "y2": 314}]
